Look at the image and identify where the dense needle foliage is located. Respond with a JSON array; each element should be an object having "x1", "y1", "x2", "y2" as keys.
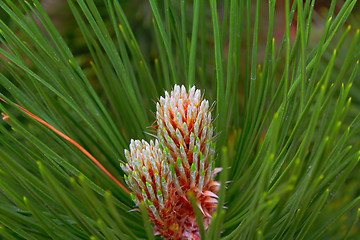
[{"x1": 0, "y1": 0, "x2": 360, "y2": 239}]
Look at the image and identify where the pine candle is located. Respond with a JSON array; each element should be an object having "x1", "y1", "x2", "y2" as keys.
[{"x1": 123, "y1": 85, "x2": 220, "y2": 239}]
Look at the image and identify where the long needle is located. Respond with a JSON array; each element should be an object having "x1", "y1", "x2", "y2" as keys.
[{"x1": 0, "y1": 97, "x2": 130, "y2": 195}]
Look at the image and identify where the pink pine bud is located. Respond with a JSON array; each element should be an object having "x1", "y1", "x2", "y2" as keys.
[
  {"x1": 123, "y1": 85, "x2": 219, "y2": 239},
  {"x1": 122, "y1": 139, "x2": 180, "y2": 239},
  {"x1": 156, "y1": 85, "x2": 219, "y2": 238}
]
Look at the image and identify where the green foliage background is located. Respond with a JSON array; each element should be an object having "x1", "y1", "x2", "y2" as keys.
[{"x1": 0, "y1": 0, "x2": 360, "y2": 239}]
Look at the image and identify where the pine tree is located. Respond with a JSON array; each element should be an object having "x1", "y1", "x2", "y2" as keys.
[{"x1": 0, "y1": 0, "x2": 359, "y2": 239}]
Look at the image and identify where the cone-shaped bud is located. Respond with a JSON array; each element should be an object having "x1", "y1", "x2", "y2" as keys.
[
  {"x1": 122, "y1": 139, "x2": 180, "y2": 239},
  {"x1": 156, "y1": 85, "x2": 219, "y2": 238}
]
